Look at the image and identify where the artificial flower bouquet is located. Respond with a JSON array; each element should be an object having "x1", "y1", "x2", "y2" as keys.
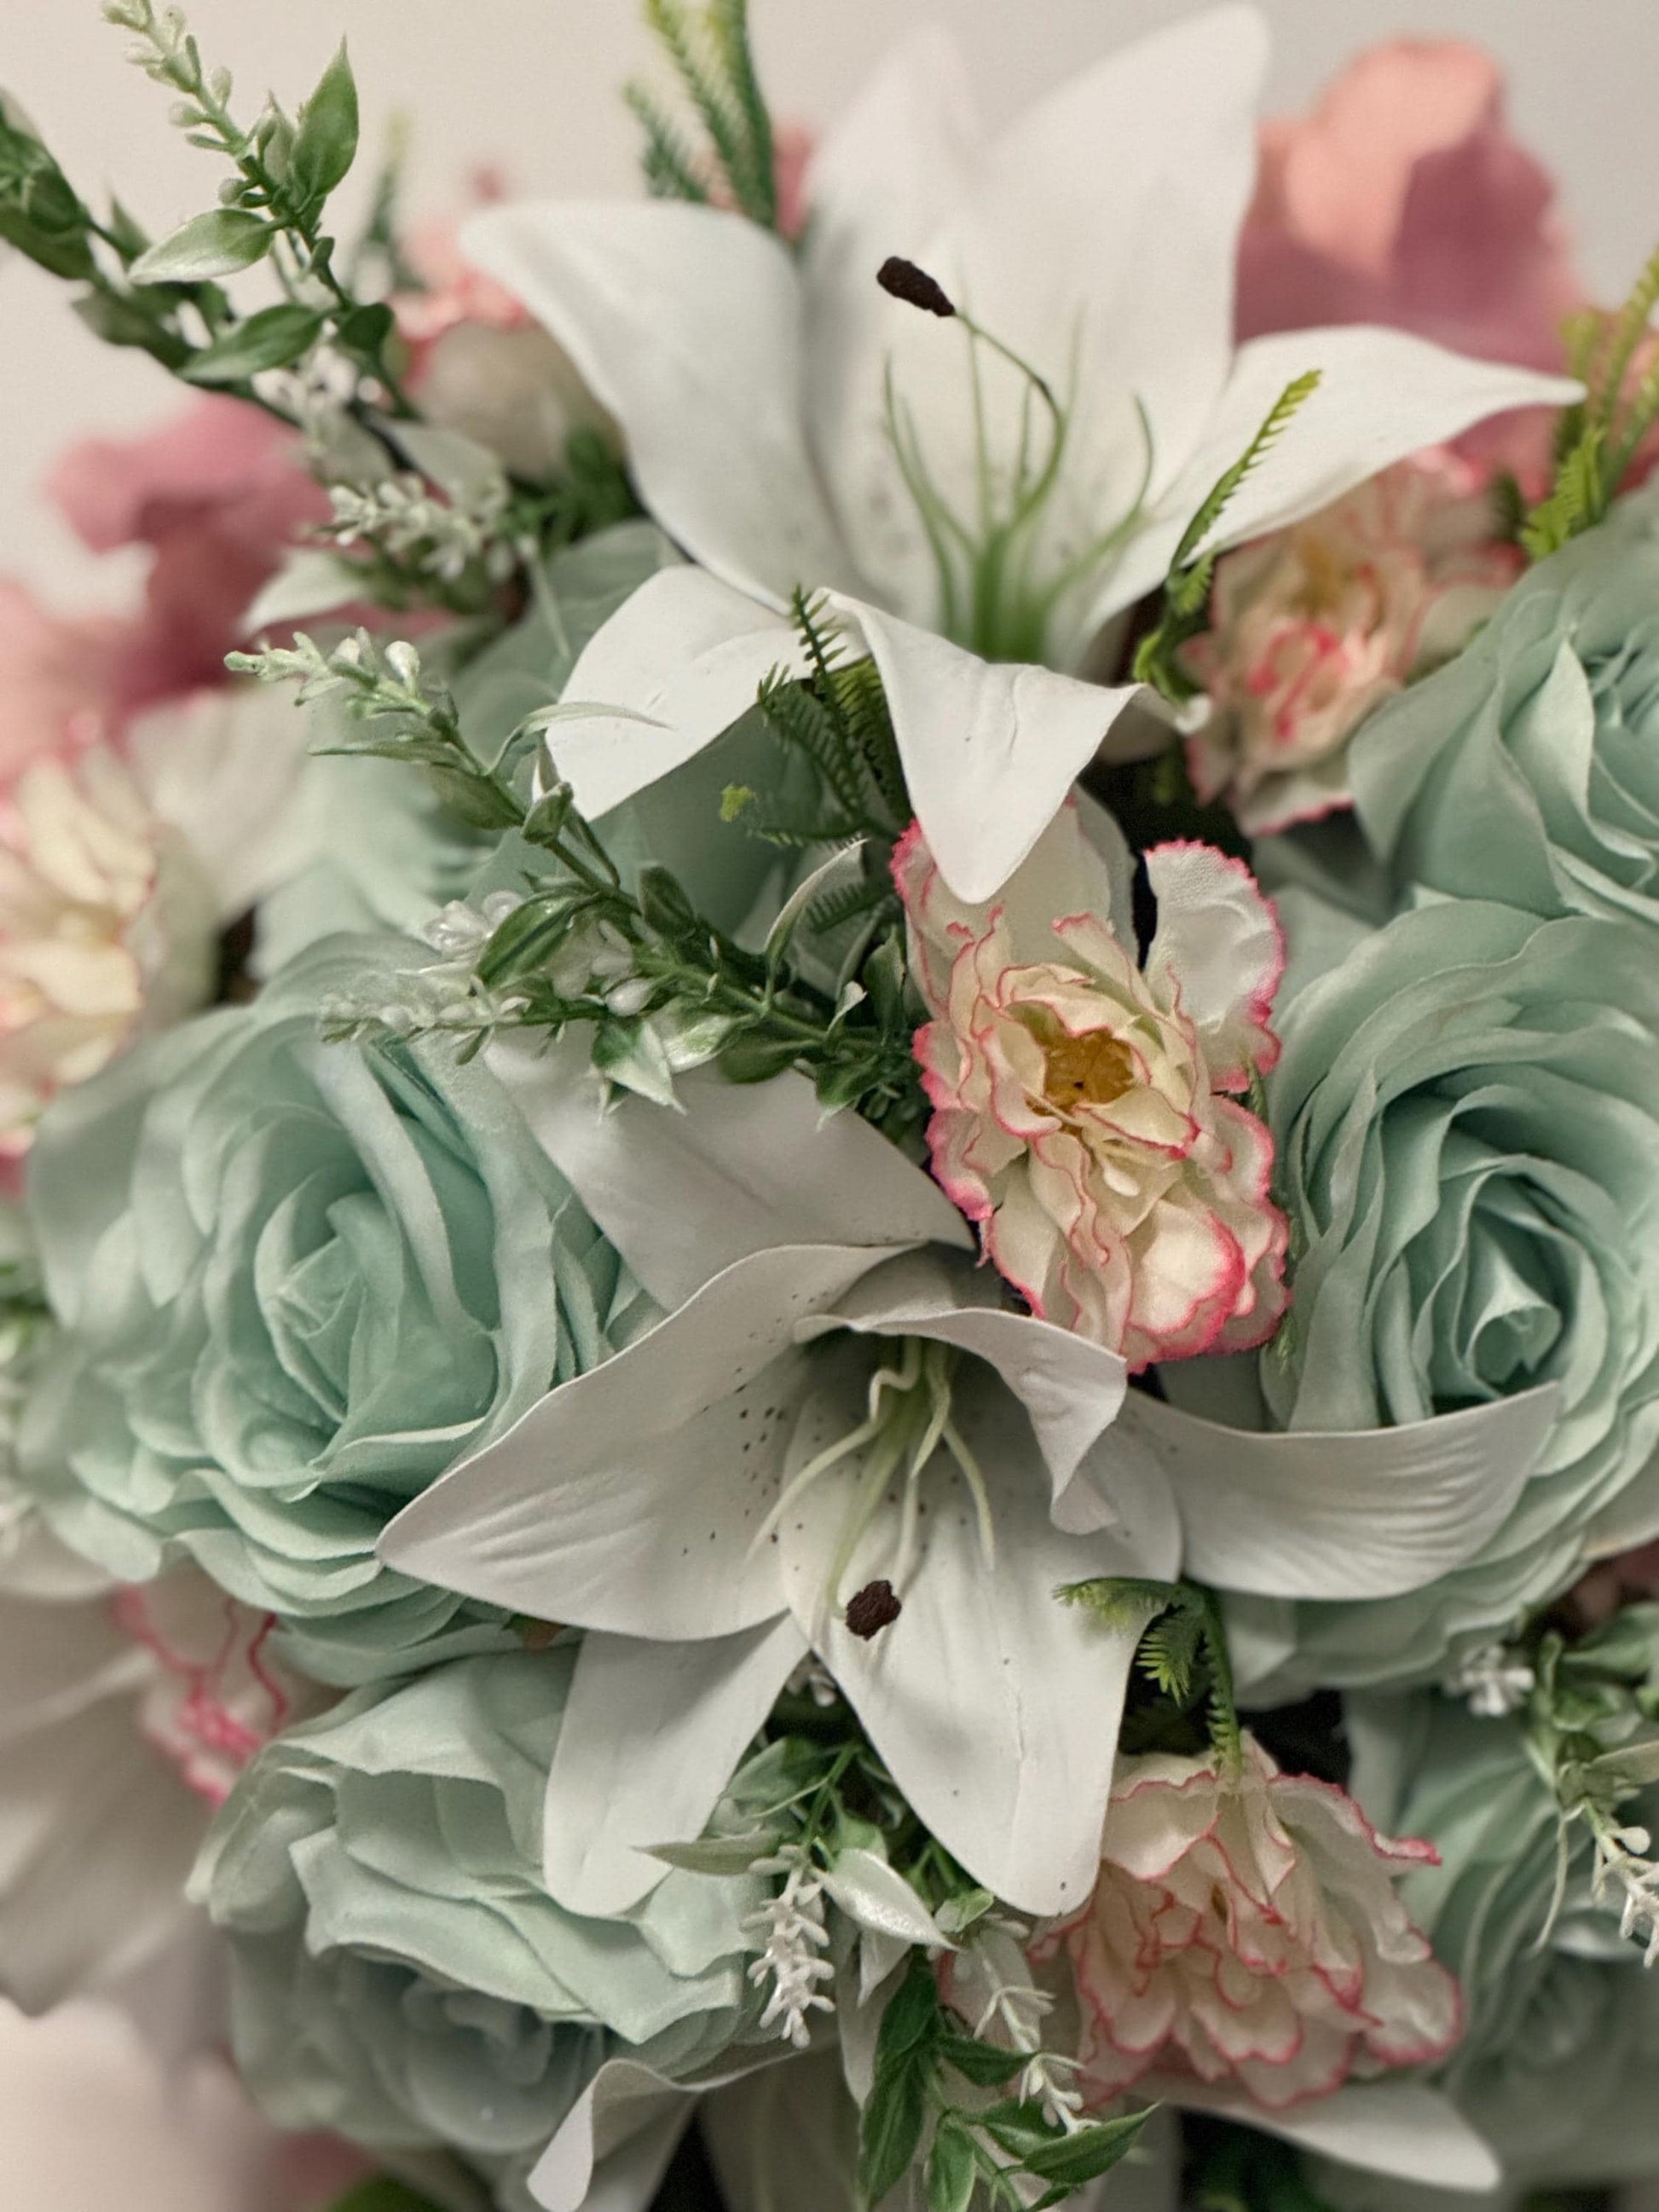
[{"x1": 6, "y1": 5, "x2": 1659, "y2": 2210}]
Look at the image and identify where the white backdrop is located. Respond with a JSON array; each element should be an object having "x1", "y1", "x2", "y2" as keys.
[{"x1": 3, "y1": 0, "x2": 1658, "y2": 604}]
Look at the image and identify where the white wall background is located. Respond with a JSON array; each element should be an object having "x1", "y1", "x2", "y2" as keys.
[{"x1": 3, "y1": 0, "x2": 1658, "y2": 607}]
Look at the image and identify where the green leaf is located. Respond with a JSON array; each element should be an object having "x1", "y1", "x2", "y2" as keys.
[
  {"x1": 1584, "y1": 1738, "x2": 1659, "y2": 1790},
  {"x1": 1021, "y1": 2108, "x2": 1152, "y2": 2188},
  {"x1": 927, "y1": 2116, "x2": 979, "y2": 2212},
  {"x1": 130, "y1": 206, "x2": 273, "y2": 282},
  {"x1": 937, "y1": 2032, "x2": 1027, "y2": 2088},
  {"x1": 72, "y1": 288, "x2": 192, "y2": 368},
  {"x1": 291, "y1": 42, "x2": 360, "y2": 203},
  {"x1": 637, "y1": 865, "x2": 700, "y2": 939},
  {"x1": 423, "y1": 764, "x2": 524, "y2": 831},
  {"x1": 643, "y1": 1828, "x2": 778, "y2": 1874},
  {"x1": 476, "y1": 898, "x2": 578, "y2": 988},
  {"x1": 717, "y1": 1031, "x2": 805, "y2": 1084},
  {"x1": 335, "y1": 298, "x2": 395, "y2": 358},
  {"x1": 858, "y1": 2051, "x2": 932, "y2": 2209},
  {"x1": 182, "y1": 302, "x2": 324, "y2": 382},
  {"x1": 323, "y1": 2180, "x2": 447, "y2": 2212}
]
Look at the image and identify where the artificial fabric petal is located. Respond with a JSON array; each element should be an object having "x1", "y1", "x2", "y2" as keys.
[
  {"x1": 488, "y1": 1034, "x2": 969, "y2": 1309},
  {"x1": 831, "y1": 594, "x2": 1139, "y2": 903},
  {"x1": 1120, "y1": 1383, "x2": 1558, "y2": 1599},
  {"x1": 462, "y1": 201, "x2": 854, "y2": 607},
  {"x1": 779, "y1": 1358, "x2": 1180, "y2": 1915},
  {"x1": 797, "y1": 1249, "x2": 1132, "y2": 1533},
  {"x1": 378, "y1": 1245, "x2": 887, "y2": 1638},
  {"x1": 539, "y1": 1621, "x2": 805, "y2": 1916},
  {"x1": 1143, "y1": 840, "x2": 1285, "y2": 1089},
  {"x1": 1108, "y1": 325, "x2": 1581, "y2": 616},
  {"x1": 1182, "y1": 2078, "x2": 1500, "y2": 2192},
  {"x1": 544, "y1": 567, "x2": 799, "y2": 823}
]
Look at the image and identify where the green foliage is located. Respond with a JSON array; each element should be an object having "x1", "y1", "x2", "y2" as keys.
[
  {"x1": 741, "y1": 592, "x2": 909, "y2": 849},
  {"x1": 1132, "y1": 370, "x2": 1322, "y2": 704},
  {"x1": 628, "y1": 0, "x2": 779, "y2": 230},
  {"x1": 0, "y1": 103, "x2": 95, "y2": 277},
  {"x1": 858, "y1": 1955, "x2": 1152, "y2": 2212},
  {"x1": 1523, "y1": 238, "x2": 1659, "y2": 557},
  {"x1": 322, "y1": 2180, "x2": 447, "y2": 2212},
  {"x1": 290, "y1": 42, "x2": 361, "y2": 204},
  {"x1": 1188, "y1": 2116, "x2": 1339, "y2": 2212},
  {"x1": 182, "y1": 302, "x2": 326, "y2": 382},
  {"x1": 234, "y1": 629, "x2": 928, "y2": 1143},
  {"x1": 1060, "y1": 1577, "x2": 1243, "y2": 1773}
]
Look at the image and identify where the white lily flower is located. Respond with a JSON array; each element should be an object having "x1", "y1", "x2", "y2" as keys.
[
  {"x1": 381, "y1": 1038, "x2": 1182, "y2": 1921},
  {"x1": 463, "y1": 8, "x2": 1575, "y2": 679}
]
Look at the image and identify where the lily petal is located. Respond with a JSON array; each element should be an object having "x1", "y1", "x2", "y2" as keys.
[
  {"x1": 462, "y1": 201, "x2": 853, "y2": 607},
  {"x1": 545, "y1": 567, "x2": 801, "y2": 823},
  {"x1": 797, "y1": 1249, "x2": 1132, "y2": 1533},
  {"x1": 1144, "y1": 840, "x2": 1285, "y2": 1088},
  {"x1": 1121, "y1": 1383, "x2": 1558, "y2": 1599},
  {"x1": 540, "y1": 1621, "x2": 805, "y2": 1915},
  {"x1": 378, "y1": 1245, "x2": 889, "y2": 1640},
  {"x1": 1109, "y1": 326, "x2": 1581, "y2": 615},
  {"x1": 488, "y1": 1032, "x2": 969, "y2": 1310},
  {"x1": 1177, "y1": 2079, "x2": 1500, "y2": 2192},
  {"x1": 780, "y1": 1359, "x2": 1180, "y2": 1915},
  {"x1": 831, "y1": 593, "x2": 1139, "y2": 903},
  {"x1": 801, "y1": 27, "x2": 981, "y2": 627}
]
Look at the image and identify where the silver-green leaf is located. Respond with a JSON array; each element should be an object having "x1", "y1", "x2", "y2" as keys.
[
  {"x1": 183, "y1": 302, "x2": 324, "y2": 383},
  {"x1": 290, "y1": 42, "x2": 359, "y2": 202},
  {"x1": 130, "y1": 206, "x2": 273, "y2": 283}
]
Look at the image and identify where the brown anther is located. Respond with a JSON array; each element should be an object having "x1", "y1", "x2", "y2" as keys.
[
  {"x1": 845, "y1": 1579, "x2": 904, "y2": 1638},
  {"x1": 876, "y1": 257, "x2": 957, "y2": 317}
]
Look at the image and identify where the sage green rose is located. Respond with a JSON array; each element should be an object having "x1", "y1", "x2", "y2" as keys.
[
  {"x1": 1349, "y1": 488, "x2": 1659, "y2": 930},
  {"x1": 1244, "y1": 897, "x2": 1659, "y2": 1691},
  {"x1": 193, "y1": 1646, "x2": 763, "y2": 2205},
  {"x1": 1347, "y1": 1688, "x2": 1659, "y2": 2192},
  {"x1": 17, "y1": 936, "x2": 653, "y2": 1681}
]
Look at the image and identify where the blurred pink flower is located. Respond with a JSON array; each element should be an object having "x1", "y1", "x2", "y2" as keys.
[
  {"x1": 1050, "y1": 1738, "x2": 1461, "y2": 2110},
  {"x1": 1181, "y1": 454, "x2": 1522, "y2": 834},
  {"x1": 46, "y1": 396, "x2": 327, "y2": 714},
  {"x1": 111, "y1": 1570, "x2": 324, "y2": 1809},
  {"x1": 1239, "y1": 42, "x2": 1583, "y2": 372},
  {"x1": 0, "y1": 584, "x2": 125, "y2": 784},
  {"x1": 896, "y1": 808, "x2": 1287, "y2": 1370}
]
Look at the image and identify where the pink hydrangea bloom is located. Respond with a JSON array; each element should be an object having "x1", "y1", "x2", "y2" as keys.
[
  {"x1": 46, "y1": 396, "x2": 327, "y2": 715},
  {"x1": 1049, "y1": 1737, "x2": 1462, "y2": 2110},
  {"x1": 895, "y1": 806, "x2": 1287, "y2": 1370},
  {"x1": 1181, "y1": 454, "x2": 1522, "y2": 835},
  {"x1": 1238, "y1": 42, "x2": 1583, "y2": 374},
  {"x1": 110, "y1": 1568, "x2": 324, "y2": 1808}
]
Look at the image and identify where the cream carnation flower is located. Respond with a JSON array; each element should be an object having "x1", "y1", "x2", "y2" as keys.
[
  {"x1": 1051, "y1": 1736, "x2": 1461, "y2": 2110},
  {"x1": 1180, "y1": 454, "x2": 1519, "y2": 834},
  {"x1": 895, "y1": 803, "x2": 1287, "y2": 1368}
]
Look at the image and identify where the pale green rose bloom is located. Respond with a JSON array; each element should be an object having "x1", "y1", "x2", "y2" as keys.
[
  {"x1": 1243, "y1": 898, "x2": 1659, "y2": 1690},
  {"x1": 1350, "y1": 489, "x2": 1659, "y2": 929},
  {"x1": 1345, "y1": 1688, "x2": 1659, "y2": 2193},
  {"x1": 17, "y1": 936, "x2": 653, "y2": 1682},
  {"x1": 193, "y1": 1646, "x2": 764, "y2": 2206}
]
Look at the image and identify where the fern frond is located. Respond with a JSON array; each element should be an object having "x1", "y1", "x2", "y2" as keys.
[
  {"x1": 1056, "y1": 1576, "x2": 1178, "y2": 1633},
  {"x1": 1138, "y1": 1606, "x2": 1203, "y2": 1701},
  {"x1": 623, "y1": 83, "x2": 709, "y2": 204},
  {"x1": 1168, "y1": 369, "x2": 1322, "y2": 576},
  {"x1": 1132, "y1": 371, "x2": 1321, "y2": 703},
  {"x1": 1521, "y1": 424, "x2": 1607, "y2": 560},
  {"x1": 638, "y1": 0, "x2": 773, "y2": 228},
  {"x1": 708, "y1": 0, "x2": 775, "y2": 227},
  {"x1": 806, "y1": 875, "x2": 896, "y2": 939},
  {"x1": 1595, "y1": 239, "x2": 1659, "y2": 436},
  {"x1": 758, "y1": 670, "x2": 871, "y2": 824}
]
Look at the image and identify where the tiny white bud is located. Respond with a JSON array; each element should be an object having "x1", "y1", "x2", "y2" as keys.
[{"x1": 384, "y1": 641, "x2": 423, "y2": 689}]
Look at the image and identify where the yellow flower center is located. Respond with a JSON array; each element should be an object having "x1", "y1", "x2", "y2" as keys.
[{"x1": 1027, "y1": 1013, "x2": 1136, "y2": 1113}]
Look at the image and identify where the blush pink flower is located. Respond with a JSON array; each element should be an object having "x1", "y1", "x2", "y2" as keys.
[
  {"x1": 46, "y1": 396, "x2": 327, "y2": 715},
  {"x1": 110, "y1": 1569, "x2": 323, "y2": 1809},
  {"x1": 0, "y1": 744, "x2": 215, "y2": 1173},
  {"x1": 1049, "y1": 1737, "x2": 1462, "y2": 2111},
  {"x1": 1180, "y1": 454, "x2": 1522, "y2": 835},
  {"x1": 0, "y1": 585, "x2": 125, "y2": 785},
  {"x1": 895, "y1": 805, "x2": 1288, "y2": 1370},
  {"x1": 1238, "y1": 42, "x2": 1583, "y2": 375},
  {"x1": 1239, "y1": 42, "x2": 1586, "y2": 499}
]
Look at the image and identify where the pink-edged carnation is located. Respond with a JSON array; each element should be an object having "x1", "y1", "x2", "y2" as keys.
[
  {"x1": 1049, "y1": 1736, "x2": 1462, "y2": 2111},
  {"x1": 111, "y1": 1568, "x2": 324, "y2": 1807},
  {"x1": 1181, "y1": 454, "x2": 1522, "y2": 835},
  {"x1": 895, "y1": 805, "x2": 1288, "y2": 1370}
]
